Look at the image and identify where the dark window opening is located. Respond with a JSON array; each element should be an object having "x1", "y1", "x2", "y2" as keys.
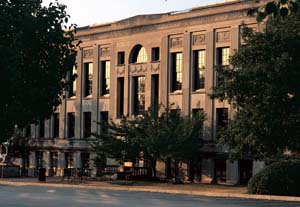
[
  {"x1": 100, "y1": 61, "x2": 110, "y2": 96},
  {"x1": 216, "y1": 108, "x2": 228, "y2": 129},
  {"x1": 83, "y1": 112, "x2": 92, "y2": 138},
  {"x1": 65, "y1": 152, "x2": 74, "y2": 169},
  {"x1": 192, "y1": 108, "x2": 204, "y2": 117},
  {"x1": 133, "y1": 76, "x2": 146, "y2": 115},
  {"x1": 81, "y1": 152, "x2": 90, "y2": 170},
  {"x1": 84, "y1": 62, "x2": 93, "y2": 97},
  {"x1": 53, "y1": 113, "x2": 59, "y2": 138},
  {"x1": 118, "y1": 51, "x2": 125, "y2": 65},
  {"x1": 193, "y1": 50, "x2": 205, "y2": 91},
  {"x1": 151, "y1": 74, "x2": 159, "y2": 106},
  {"x1": 117, "y1": 77, "x2": 124, "y2": 118},
  {"x1": 129, "y1": 45, "x2": 148, "y2": 63},
  {"x1": 35, "y1": 151, "x2": 43, "y2": 169},
  {"x1": 170, "y1": 52, "x2": 183, "y2": 92},
  {"x1": 49, "y1": 152, "x2": 58, "y2": 176},
  {"x1": 215, "y1": 159, "x2": 226, "y2": 182},
  {"x1": 67, "y1": 113, "x2": 75, "y2": 138},
  {"x1": 25, "y1": 125, "x2": 30, "y2": 137},
  {"x1": 39, "y1": 120, "x2": 44, "y2": 138},
  {"x1": 151, "y1": 47, "x2": 160, "y2": 61},
  {"x1": 100, "y1": 111, "x2": 109, "y2": 122}
]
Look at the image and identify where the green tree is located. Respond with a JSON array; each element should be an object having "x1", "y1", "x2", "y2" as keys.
[
  {"x1": 211, "y1": 15, "x2": 300, "y2": 160},
  {"x1": 0, "y1": 0, "x2": 77, "y2": 141},
  {"x1": 93, "y1": 105, "x2": 205, "y2": 180}
]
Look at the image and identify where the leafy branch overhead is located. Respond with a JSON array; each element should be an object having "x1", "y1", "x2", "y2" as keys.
[{"x1": 248, "y1": 0, "x2": 300, "y2": 21}]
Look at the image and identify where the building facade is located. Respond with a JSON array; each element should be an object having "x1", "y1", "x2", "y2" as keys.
[{"x1": 28, "y1": 0, "x2": 266, "y2": 184}]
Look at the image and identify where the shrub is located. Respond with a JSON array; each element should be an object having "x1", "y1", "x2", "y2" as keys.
[{"x1": 248, "y1": 160, "x2": 300, "y2": 196}]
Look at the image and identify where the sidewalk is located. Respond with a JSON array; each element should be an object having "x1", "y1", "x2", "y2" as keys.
[{"x1": 0, "y1": 177, "x2": 300, "y2": 202}]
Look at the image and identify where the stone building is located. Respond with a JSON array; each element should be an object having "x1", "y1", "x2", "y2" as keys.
[{"x1": 28, "y1": 0, "x2": 266, "y2": 184}]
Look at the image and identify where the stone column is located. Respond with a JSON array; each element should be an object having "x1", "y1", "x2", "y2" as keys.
[
  {"x1": 91, "y1": 45, "x2": 99, "y2": 136},
  {"x1": 43, "y1": 151, "x2": 50, "y2": 176},
  {"x1": 201, "y1": 158, "x2": 215, "y2": 184},
  {"x1": 253, "y1": 160, "x2": 265, "y2": 176},
  {"x1": 28, "y1": 152, "x2": 36, "y2": 177},
  {"x1": 74, "y1": 151, "x2": 82, "y2": 169},
  {"x1": 110, "y1": 42, "x2": 117, "y2": 119},
  {"x1": 75, "y1": 49, "x2": 83, "y2": 139},
  {"x1": 182, "y1": 32, "x2": 191, "y2": 116},
  {"x1": 205, "y1": 29, "x2": 215, "y2": 141},
  {"x1": 57, "y1": 151, "x2": 65, "y2": 176},
  {"x1": 226, "y1": 160, "x2": 239, "y2": 185},
  {"x1": 160, "y1": 36, "x2": 169, "y2": 108}
]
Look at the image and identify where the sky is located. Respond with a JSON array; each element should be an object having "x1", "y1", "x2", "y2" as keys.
[{"x1": 42, "y1": 0, "x2": 225, "y2": 27}]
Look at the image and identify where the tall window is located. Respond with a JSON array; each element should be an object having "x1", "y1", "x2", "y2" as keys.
[
  {"x1": 151, "y1": 75, "x2": 159, "y2": 106},
  {"x1": 65, "y1": 152, "x2": 74, "y2": 169},
  {"x1": 216, "y1": 108, "x2": 228, "y2": 129},
  {"x1": 69, "y1": 67, "x2": 76, "y2": 97},
  {"x1": 133, "y1": 76, "x2": 146, "y2": 115},
  {"x1": 117, "y1": 78, "x2": 124, "y2": 118},
  {"x1": 83, "y1": 112, "x2": 91, "y2": 138},
  {"x1": 84, "y1": 63, "x2": 93, "y2": 97},
  {"x1": 53, "y1": 113, "x2": 59, "y2": 138},
  {"x1": 152, "y1": 47, "x2": 160, "y2": 61},
  {"x1": 129, "y1": 45, "x2": 148, "y2": 63},
  {"x1": 35, "y1": 151, "x2": 43, "y2": 169},
  {"x1": 39, "y1": 120, "x2": 44, "y2": 138},
  {"x1": 81, "y1": 152, "x2": 90, "y2": 170},
  {"x1": 49, "y1": 152, "x2": 58, "y2": 176},
  {"x1": 67, "y1": 113, "x2": 75, "y2": 138},
  {"x1": 171, "y1": 52, "x2": 183, "y2": 92},
  {"x1": 118, "y1": 51, "x2": 125, "y2": 65},
  {"x1": 193, "y1": 50, "x2": 206, "y2": 91},
  {"x1": 100, "y1": 61, "x2": 110, "y2": 96},
  {"x1": 136, "y1": 47, "x2": 148, "y2": 63},
  {"x1": 217, "y1": 47, "x2": 230, "y2": 66}
]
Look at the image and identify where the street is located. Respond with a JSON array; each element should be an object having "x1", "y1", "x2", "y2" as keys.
[{"x1": 0, "y1": 185, "x2": 299, "y2": 207}]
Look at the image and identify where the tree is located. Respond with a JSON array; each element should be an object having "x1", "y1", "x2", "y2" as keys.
[
  {"x1": 0, "y1": 0, "x2": 77, "y2": 141},
  {"x1": 248, "y1": 0, "x2": 300, "y2": 22},
  {"x1": 93, "y1": 105, "x2": 205, "y2": 180},
  {"x1": 211, "y1": 15, "x2": 300, "y2": 160}
]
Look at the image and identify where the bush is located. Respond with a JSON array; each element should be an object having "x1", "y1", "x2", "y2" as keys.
[{"x1": 248, "y1": 160, "x2": 300, "y2": 196}]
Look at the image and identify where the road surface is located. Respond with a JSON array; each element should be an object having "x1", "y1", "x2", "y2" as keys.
[{"x1": 0, "y1": 185, "x2": 299, "y2": 207}]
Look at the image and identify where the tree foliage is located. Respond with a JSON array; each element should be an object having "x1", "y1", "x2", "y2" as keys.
[
  {"x1": 211, "y1": 15, "x2": 300, "y2": 159},
  {"x1": 0, "y1": 0, "x2": 77, "y2": 140},
  {"x1": 248, "y1": 0, "x2": 300, "y2": 22},
  {"x1": 93, "y1": 105, "x2": 205, "y2": 178}
]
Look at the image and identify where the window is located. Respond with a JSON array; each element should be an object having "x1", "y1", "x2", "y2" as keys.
[
  {"x1": 170, "y1": 52, "x2": 183, "y2": 92},
  {"x1": 118, "y1": 51, "x2": 125, "y2": 65},
  {"x1": 65, "y1": 152, "x2": 74, "y2": 169},
  {"x1": 152, "y1": 47, "x2": 160, "y2": 61},
  {"x1": 25, "y1": 125, "x2": 30, "y2": 137},
  {"x1": 193, "y1": 50, "x2": 206, "y2": 91},
  {"x1": 81, "y1": 152, "x2": 90, "y2": 170},
  {"x1": 129, "y1": 45, "x2": 148, "y2": 63},
  {"x1": 49, "y1": 152, "x2": 58, "y2": 176},
  {"x1": 100, "y1": 111, "x2": 109, "y2": 122},
  {"x1": 67, "y1": 113, "x2": 75, "y2": 138},
  {"x1": 84, "y1": 62, "x2": 93, "y2": 97},
  {"x1": 117, "y1": 77, "x2": 124, "y2": 118},
  {"x1": 100, "y1": 61, "x2": 110, "y2": 96},
  {"x1": 216, "y1": 108, "x2": 228, "y2": 128},
  {"x1": 151, "y1": 75, "x2": 159, "y2": 106},
  {"x1": 69, "y1": 67, "x2": 76, "y2": 97},
  {"x1": 133, "y1": 76, "x2": 146, "y2": 115},
  {"x1": 53, "y1": 113, "x2": 59, "y2": 138},
  {"x1": 39, "y1": 120, "x2": 44, "y2": 138},
  {"x1": 217, "y1": 47, "x2": 230, "y2": 66},
  {"x1": 192, "y1": 108, "x2": 204, "y2": 117},
  {"x1": 35, "y1": 151, "x2": 43, "y2": 169},
  {"x1": 83, "y1": 112, "x2": 92, "y2": 138}
]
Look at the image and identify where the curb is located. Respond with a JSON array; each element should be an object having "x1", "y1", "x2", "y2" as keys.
[{"x1": 0, "y1": 180, "x2": 299, "y2": 202}]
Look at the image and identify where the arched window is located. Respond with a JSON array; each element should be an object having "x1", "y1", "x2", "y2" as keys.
[{"x1": 129, "y1": 45, "x2": 148, "y2": 63}]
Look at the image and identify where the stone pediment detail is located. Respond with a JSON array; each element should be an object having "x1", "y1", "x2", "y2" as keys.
[
  {"x1": 117, "y1": 66, "x2": 125, "y2": 76},
  {"x1": 193, "y1": 34, "x2": 206, "y2": 45},
  {"x1": 170, "y1": 37, "x2": 183, "y2": 48},
  {"x1": 129, "y1": 64, "x2": 147, "y2": 75},
  {"x1": 100, "y1": 47, "x2": 111, "y2": 57},
  {"x1": 83, "y1": 49, "x2": 93, "y2": 59},
  {"x1": 151, "y1": 62, "x2": 160, "y2": 73},
  {"x1": 216, "y1": 31, "x2": 230, "y2": 42}
]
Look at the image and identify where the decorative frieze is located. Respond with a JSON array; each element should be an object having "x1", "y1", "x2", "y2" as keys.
[
  {"x1": 170, "y1": 37, "x2": 183, "y2": 48},
  {"x1": 129, "y1": 64, "x2": 147, "y2": 75},
  {"x1": 83, "y1": 49, "x2": 93, "y2": 59},
  {"x1": 193, "y1": 34, "x2": 206, "y2": 45},
  {"x1": 151, "y1": 62, "x2": 160, "y2": 73},
  {"x1": 100, "y1": 47, "x2": 111, "y2": 57},
  {"x1": 117, "y1": 66, "x2": 125, "y2": 76},
  {"x1": 216, "y1": 31, "x2": 230, "y2": 42}
]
